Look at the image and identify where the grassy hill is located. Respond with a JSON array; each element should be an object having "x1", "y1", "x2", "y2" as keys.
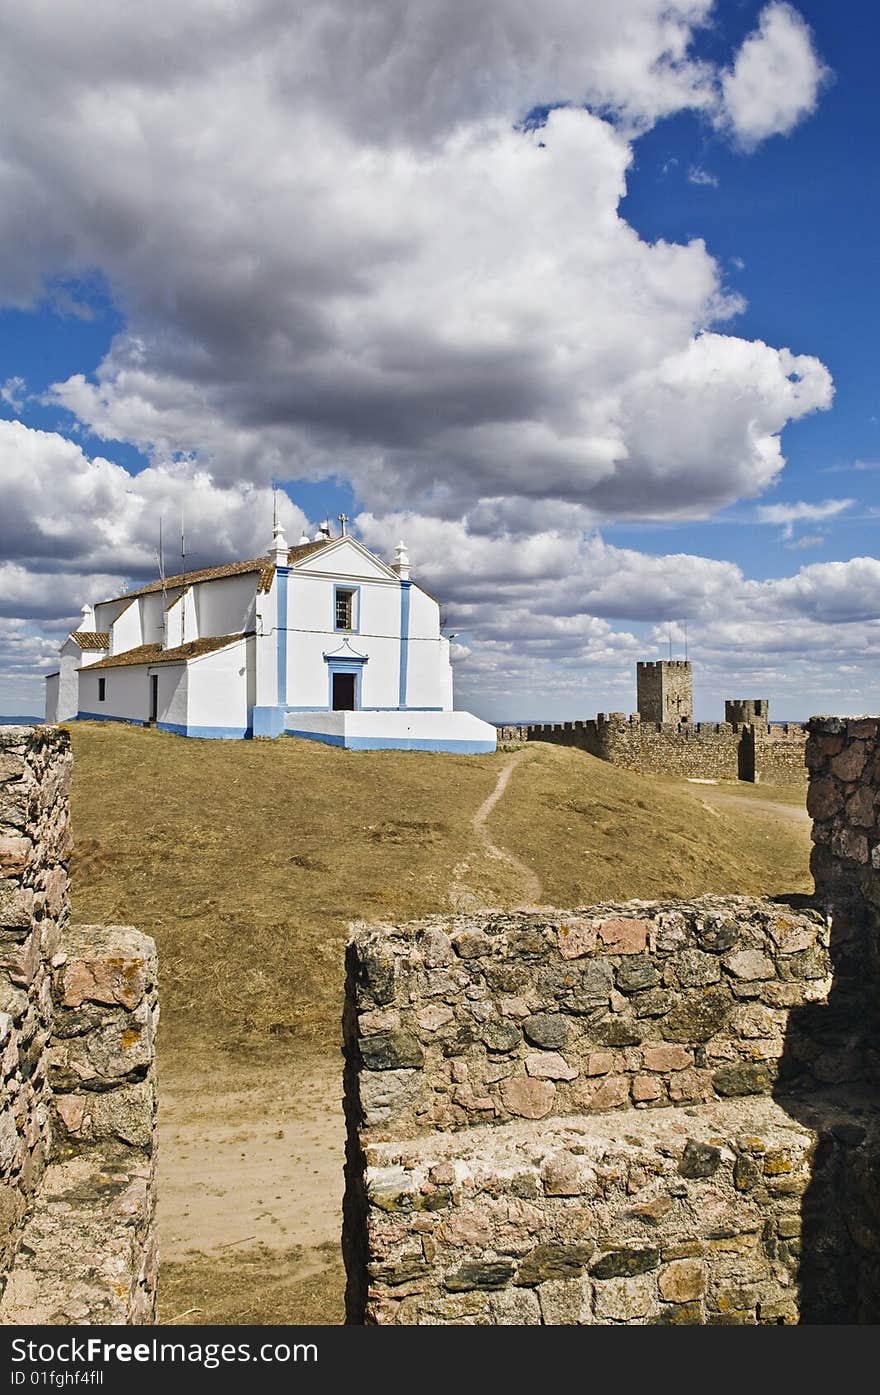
[
  {"x1": 67, "y1": 723, "x2": 812, "y2": 1060},
  {"x1": 64, "y1": 723, "x2": 812, "y2": 1326}
]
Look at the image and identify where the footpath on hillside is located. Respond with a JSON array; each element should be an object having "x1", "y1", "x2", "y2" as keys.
[{"x1": 450, "y1": 747, "x2": 543, "y2": 912}]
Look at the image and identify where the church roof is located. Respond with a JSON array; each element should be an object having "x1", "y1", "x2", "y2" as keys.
[
  {"x1": 68, "y1": 632, "x2": 110, "y2": 650},
  {"x1": 86, "y1": 633, "x2": 248, "y2": 670},
  {"x1": 106, "y1": 540, "x2": 334, "y2": 603}
]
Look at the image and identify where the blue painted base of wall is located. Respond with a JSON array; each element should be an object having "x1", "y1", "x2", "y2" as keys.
[
  {"x1": 77, "y1": 711, "x2": 145, "y2": 726},
  {"x1": 251, "y1": 705, "x2": 286, "y2": 738},
  {"x1": 158, "y1": 722, "x2": 252, "y2": 740},
  {"x1": 76, "y1": 712, "x2": 250, "y2": 739},
  {"x1": 284, "y1": 728, "x2": 495, "y2": 753}
]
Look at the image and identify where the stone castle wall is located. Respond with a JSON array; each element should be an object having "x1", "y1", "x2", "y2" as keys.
[
  {"x1": 343, "y1": 712, "x2": 880, "y2": 1324},
  {"x1": 637, "y1": 660, "x2": 693, "y2": 724},
  {"x1": 344, "y1": 900, "x2": 830, "y2": 1145},
  {"x1": 342, "y1": 899, "x2": 879, "y2": 1324},
  {"x1": 514, "y1": 713, "x2": 808, "y2": 786},
  {"x1": 0, "y1": 726, "x2": 71, "y2": 1281},
  {"x1": 0, "y1": 727, "x2": 158, "y2": 1324}
]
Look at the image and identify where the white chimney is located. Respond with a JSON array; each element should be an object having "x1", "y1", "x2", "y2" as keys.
[
  {"x1": 77, "y1": 603, "x2": 95, "y2": 632},
  {"x1": 271, "y1": 520, "x2": 288, "y2": 568},
  {"x1": 392, "y1": 540, "x2": 410, "y2": 580}
]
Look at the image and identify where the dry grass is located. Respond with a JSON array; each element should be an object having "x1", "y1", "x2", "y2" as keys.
[
  {"x1": 67, "y1": 723, "x2": 510, "y2": 1055},
  {"x1": 65, "y1": 724, "x2": 813, "y2": 1326},
  {"x1": 488, "y1": 742, "x2": 812, "y2": 907},
  {"x1": 68, "y1": 725, "x2": 812, "y2": 1060},
  {"x1": 160, "y1": 1242, "x2": 345, "y2": 1325}
]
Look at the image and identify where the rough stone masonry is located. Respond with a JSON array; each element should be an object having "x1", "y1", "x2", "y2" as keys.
[
  {"x1": 343, "y1": 717, "x2": 880, "y2": 1324},
  {"x1": 0, "y1": 726, "x2": 158, "y2": 1324}
]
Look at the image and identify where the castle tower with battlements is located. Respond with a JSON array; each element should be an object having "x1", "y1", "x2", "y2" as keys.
[
  {"x1": 636, "y1": 659, "x2": 692, "y2": 725},
  {"x1": 725, "y1": 698, "x2": 770, "y2": 728}
]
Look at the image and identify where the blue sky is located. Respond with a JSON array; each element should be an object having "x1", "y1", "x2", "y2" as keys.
[{"x1": 0, "y1": 2, "x2": 878, "y2": 722}]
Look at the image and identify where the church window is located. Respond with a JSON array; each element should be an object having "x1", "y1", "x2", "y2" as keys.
[
  {"x1": 335, "y1": 588, "x2": 356, "y2": 631},
  {"x1": 98, "y1": 677, "x2": 106, "y2": 702}
]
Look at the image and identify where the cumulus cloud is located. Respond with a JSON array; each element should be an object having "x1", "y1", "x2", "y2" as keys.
[
  {"x1": 0, "y1": 419, "x2": 310, "y2": 616},
  {"x1": 719, "y1": 3, "x2": 829, "y2": 147},
  {"x1": 0, "y1": 2, "x2": 831, "y2": 528},
  {"x1": 0, "y1": 3, "x2": 848, "y2": 715},
  {"x1": 354, "y1": 511, "x2": 880, "y2": 719}
]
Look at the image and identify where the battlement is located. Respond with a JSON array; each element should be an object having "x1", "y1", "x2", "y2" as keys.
[
  {"x1": 520, "y1": 709, "x2": 807, "y2": 785},
  {"x1": 726, "y1": 698, "x2": 770, "y2": 727},
  {"x1": 636, "y1": 660, "x2": 692, "y2": 671}
]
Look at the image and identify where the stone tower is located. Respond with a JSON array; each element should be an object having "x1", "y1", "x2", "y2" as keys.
[
  {"x1": 725, "y1": 698, "x2": 769, "y2": 728},
  {"x1": 636, "y1": 660, "x2": 693, "y2": 724}
]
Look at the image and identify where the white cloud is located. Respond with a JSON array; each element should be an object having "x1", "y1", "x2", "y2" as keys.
[
  {"x1": 0, "y1": 4, "x2": 846, "y2": 716},
  {"x1": 784, "y1": 533, "x2": 825, "y2": 550},
  {"x1": 0, "y1": 3, "x2": 830, "y2": 530},
  {"x1": 720, "y1": 3, "x2": 829, "y2": 147},
  {"x1": 688, "y1": 165, "x2": 719, "y2": 187},
  {"x1": 0, "y1": 419, "x2": 310, "y2": 616},
  {"x1": 755, "y1": 497, "x2": 853, "y2": 539},
  {"x1": 1, "y1": 376, "x2": 25, "y2": 412}
]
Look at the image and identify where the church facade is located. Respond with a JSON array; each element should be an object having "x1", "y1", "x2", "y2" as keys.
[{"x1": 44, "y1": 526, "x2": 496, "y2": 752}]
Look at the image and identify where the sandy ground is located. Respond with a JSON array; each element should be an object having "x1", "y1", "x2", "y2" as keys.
[
  {"x1": 157, "y1": 1049, "x2": 346, "y2": 1324},
  {"x1": 687, "y1": 780, "x2": 811, "y2": 831},
  {"x1": 156, "y1": 770, "x2": 811, "y2": 1325}
]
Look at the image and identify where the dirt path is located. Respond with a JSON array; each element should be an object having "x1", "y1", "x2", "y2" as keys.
[
  {"x1": 688, "y1": 781, "x2": 810, "y2": 830},
  {"x1": 159, "y1": 751, "x2": 544, "y2": 1323},
  {"x1": 157, "y1": 1049, "x2": 346, "y2": 1324},
  {"x1": 450, "y1": 746, "x2": 542, "y2": 911}
]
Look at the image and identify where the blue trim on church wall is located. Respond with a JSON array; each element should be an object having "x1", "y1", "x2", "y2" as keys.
[
  {"x1": 398, "y1": 579, "x2": 411, "y2": 709},
  {"x1": 158, "y1": 722, "x2": 252, "y2": 740},
  {"x1": 325, "y1": 656, "x2": 366, "y2": 710},
  {"x1": 333, "y1": 582, "x2": 361, "y2": 635},
  {"x1": 76, "y1": 711, "x2": 250, "y2": 739},
  {"x1": 276, "y1": 566, "x2": 289, "y2": 706},
  {"x1": 252, "y1": 705, "x2": 287, "y2": 737},
  {"x1": 284, "y1": 727, "x2": 495, "y2": 753},
  {"x1": 77, "y1": 711, "x2": 145, "y2": 726}
]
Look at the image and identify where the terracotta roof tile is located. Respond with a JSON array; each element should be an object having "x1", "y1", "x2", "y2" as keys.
[
  {"x1": 87, "y1": 633, "x2": 248, "y2": 670},
  {"x1": 68, "y1": 632, "x2": 110, "y2": 650},
  {"x1": 109, "y1": 541, "x2": 333, "y2": 603}
]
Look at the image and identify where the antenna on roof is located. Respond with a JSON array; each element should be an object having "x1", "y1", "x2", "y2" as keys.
[
  {"x1": 156, "y1": 516, "x2": 167, "y2": 609},
  {"x1": 273, "y1": 484, "x2": 278, "y2": 533},
  {"x1": 180, "y1": 509, "x2": 187, "y2": 646}
]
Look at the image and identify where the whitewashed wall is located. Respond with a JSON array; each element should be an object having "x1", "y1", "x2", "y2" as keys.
[
  {"x1": 141, "y1": 594, "x2": 165, "y2": 647},
  {"x1": 186, "y1": 639, "x2": 251, "y2": 734},
  {"x1": 196, "y1": 573, "x2": 257, "y2": 639},
  {"x1": 44, "y1": 673, "x2": 59, "y2": 723},
  {"x1": 155, "y1": 664, "x2": 188, "y2": 728},
  {"x1": 108, "y1": 600, "x2": 141, "y2": 656},
  {"x1": 78, "y1": 664, "x2": 151, "y2": 723}
]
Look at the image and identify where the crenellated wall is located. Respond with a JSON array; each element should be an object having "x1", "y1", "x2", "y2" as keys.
[
  {"x1": 0, "y1": 727, "x2": 158, "y2": 1325},
  {"x1": 519, "y1": 712, "x2": 808, "y2": 786}
]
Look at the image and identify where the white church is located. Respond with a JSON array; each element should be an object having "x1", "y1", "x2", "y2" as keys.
[{"x1": 45, "y1": 523, "x2": 497, "y2": 753}]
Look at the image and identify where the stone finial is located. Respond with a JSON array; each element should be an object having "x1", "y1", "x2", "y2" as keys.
[
  {"x1": 298, "y1": 530, "x2": 311, "y2": 546},
  {"x1": 392, "y1": 540, "x2": 410, "y2": 580},
  {"x1": 271, "y1": 520, "x2": 288, "y2": 568}
]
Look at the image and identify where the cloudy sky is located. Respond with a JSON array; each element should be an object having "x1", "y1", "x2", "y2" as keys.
[{"x1": 1, "y1": 1, "x2": 877, "y2": 721}]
